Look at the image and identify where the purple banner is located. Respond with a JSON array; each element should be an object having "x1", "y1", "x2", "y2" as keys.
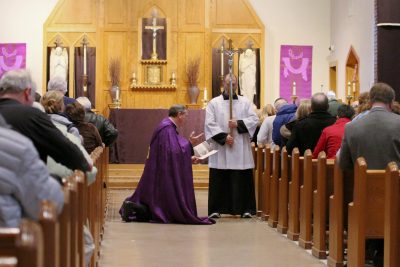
[
  {"x1": 280, "y1": 45, "x2": 312, "y2": 102},
  {"x1": 0, "y1": 43, "x2": 26, "y2": 78}
]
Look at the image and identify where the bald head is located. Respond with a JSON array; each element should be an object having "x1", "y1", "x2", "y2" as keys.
[{"x1": 311, "y1": 92, "x2": 329, "y2": 112}]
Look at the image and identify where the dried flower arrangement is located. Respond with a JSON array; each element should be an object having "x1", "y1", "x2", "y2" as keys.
[
  {"x1": 186, "y1": 57, "x2": 200, "y2": 87},
  {"x1": 108, "y1": 57, "x2": 121, "y2": 86}
]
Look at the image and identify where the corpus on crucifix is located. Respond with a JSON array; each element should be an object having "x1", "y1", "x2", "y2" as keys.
[{"x1": 144, "y1": 9, "x2": 165, "y2": 60}]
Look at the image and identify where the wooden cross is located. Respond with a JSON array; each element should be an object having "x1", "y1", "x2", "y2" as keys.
[{"x1": 144, "y1": 10, "x2": 164, "y2": 60}]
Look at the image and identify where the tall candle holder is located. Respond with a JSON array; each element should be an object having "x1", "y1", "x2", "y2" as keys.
[
  {"x1": 291, "y1": 95, "x2": 298, "y2": 104},
  {"x1": 219, "y1": 75, "x2": 224, "y2": 93},
  {"x1": 202, "y1": 99, "x2": 208, "y2": 109},
  {"x1": 346, "y1": 94, "x2": 353, "y2": 105}
]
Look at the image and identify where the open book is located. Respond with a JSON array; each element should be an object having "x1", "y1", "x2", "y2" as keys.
[{"x1": 193, "y1": 141, "x2": 218, "y2": 160}]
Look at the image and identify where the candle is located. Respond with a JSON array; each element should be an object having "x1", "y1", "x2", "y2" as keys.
[
  {"x1": 204, "y1": 87, "x2": 207, "y2": 100},
  {"x1": 116, "y1": 88, "x2": 120, "y2": 101},
  {"x1": 320, "y1": 84, "x2": 323, "y2": 92},
  {"x1": 172, "y1": 72, "x2": 175, "y2": 79},
  {"x1": 292, "y1": 81, "x2": 296, "y2": 96},
  {"x1": 352, "y1": 82, "x2": 356, "y2": 93},
  {"x1": 221, "y1": 46, "x2": 224, "y2": 75},
  {"x1": 347, "y1": 82, "x2": 351, "y2": 96},
  {"x1": 83, "y1": 45, "x2": 87, "y2": 75}
]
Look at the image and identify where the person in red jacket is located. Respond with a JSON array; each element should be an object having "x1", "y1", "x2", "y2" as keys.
[{"x1": 312, "y1": 104, "x2": 355, "y2": 159}]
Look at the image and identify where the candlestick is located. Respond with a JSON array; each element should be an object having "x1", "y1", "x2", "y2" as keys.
[
  {"x1": 204, "y1": 87, "x2": 207, "y2": 100},
  {"x1": 292, "y1": 81, "x2": 296, "y2": 96},
  {"x1": 221, "y1": 46, "x2": 224, "y2": 76},
  {"x1": 347, "y1": 81, "x2": 351, "y2": 96},
  {"x1": 83, "y1": 45, "x2": 87, "y2": 75},
  {"x1": 352, "y1": 81, "x2": 356, "y2": 93}
]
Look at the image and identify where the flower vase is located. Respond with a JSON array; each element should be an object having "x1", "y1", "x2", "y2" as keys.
[
  {"x1": 110, "y1": 85, "x2": 120, "y2": 103},
  {"x1": 188, "y1": 86, "x2": 200, "y2": 104}
]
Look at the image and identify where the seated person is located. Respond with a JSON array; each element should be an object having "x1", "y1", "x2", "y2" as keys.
[
  {"x1": 41, "y1": 90, "x2": 80, "y2": 139},
  {"x1": 76, "y1": 96, "x2": 118, "y2": 146},
  {"x1": 0, "y1": 115, "x2": 63, "y2": 227},
  {"x1": 40, "y1": 91, "x2": 96, "y2": 183},
  {"x1": 47, "y1": 76, "x2": 76, "y2": 106},
  {"x1": 312, "y1": 104, "x2": 355, "y2": 159},
  {"x1": 65, "y1": 102, "x2": 103, "y2": 154}
]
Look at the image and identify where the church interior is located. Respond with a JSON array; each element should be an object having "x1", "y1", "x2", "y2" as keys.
[{"x1": 1, "y1": 0, "x2": 400, "y2": 266}]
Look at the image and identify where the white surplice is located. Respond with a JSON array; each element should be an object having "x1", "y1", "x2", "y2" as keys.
[{"x1": 205, "y1": 94, "x2": 258, "y2": 170}]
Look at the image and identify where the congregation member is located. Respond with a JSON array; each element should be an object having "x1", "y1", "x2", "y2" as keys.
[
  {"x1": 256, "y1": 103, "x2": 276, "y2": 147},
  {"x1": 66, "y1": 101, "x2": 103, "y2": 154},
  {"x1": 271, "y1": 98, "x2": 297, "y2": 147},
  {"x1": 76, "y1": 96, "x2": 119, "y2": 146},
  {"x1": 0, "y1": 69, "x2": 91, "y2": 172},
  {"x1": 40, "y1": 91, "x2": 96, "y2": 183},
  {"x1": 327, "y1": 90, "x2": 343, "y2": 117},
  {"x1": 312, "y1": 104, "x2": 354, "y2": 159},
  {"x1": 0, "y1": 115, "x2": 64, "y2": 227},
  {"x1": 205, "y1": 74, "x2": 259, "y2": 219},
  {"x1": 47, "y1": 76, "x2": 76, "y2": 106},
  {"x1": 339, "y1": 83, "x2": 400, "y2": 267},
  {"x1": 120, "y1": 105, "x2": 214, "y2": 225},
  {"x1": 286, "y1": 92, "x2": 336, "y2": 155},
  {"x1": 41, "y1": 90, "x2": 80, "y2": 139},
  {"x1": 280, "y1": 99, "x2": 311, "y2": 145}
]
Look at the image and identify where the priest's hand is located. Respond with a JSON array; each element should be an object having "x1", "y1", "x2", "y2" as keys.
[
  {"x1": 191, "y1": 156, "x2": 200, "y2": 164},
  {"x1": 228, "y1": 119, "x2": 238, "y2": 129},
  {"x1": 226, "y1": 134, "x2": 234, "y2": 146},
  {"x1": 189, "y1": 131, "x2": 204, "y2": 145}
]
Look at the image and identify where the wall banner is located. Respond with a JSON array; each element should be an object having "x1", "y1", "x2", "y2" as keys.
[{"x1": 280, "y1": 45, "x2": 312, "y2": 102}]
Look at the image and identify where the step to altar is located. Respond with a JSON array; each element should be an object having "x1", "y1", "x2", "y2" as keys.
[{"x1": 108, "y1": 164, "x2": 209, "y2": 189}]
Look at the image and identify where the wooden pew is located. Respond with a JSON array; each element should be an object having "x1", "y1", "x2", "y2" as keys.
[
  {"x1": 299, "y1": 149, "x2": 316, "y2": 249},
  {"x1": 59, "y1": 185, "x2": 71, "y2": 267},
  {"x1": 327, "y1": 158, "x2": 345, "y2": 267},
  {"x1": 287, "y1": 148, "x2": 301, "y2": 241},
  {"x1": 88, "y1": 146, "x2": 105, "y2": 266},
  {"x1": 74, "y1": 171, "x2": 86, "y2": 267},
  {"x1": 277, "y1": 146, "x2": 289, "y2": 234},
  {"x1": 384, "y1": 162, "x2": 400, "y2": 267},
  {"x1": 256, "y1": 144, "x2": 265, "y2": 216},
  {"x1": 312, "y1": 153, "x2": 335, "y2": 259},
  {"x1": 347, "y1": 158, "x2": 385, "y2": 267},
  {"x1": 66, "y1": 174, "x2": 79, "y2": 267},
  {"x1": 268, "y1": 145, "x2": 280, "y2": 228},
  {"x1": 261, "y1": 144, "x2": 272, "y2": 221},
  {"x1": 0, "y1": 219, "x2": 44, "y2": 267},
  {"x1": 38, "y1": 200, "x2": 59, "y2": 267}
]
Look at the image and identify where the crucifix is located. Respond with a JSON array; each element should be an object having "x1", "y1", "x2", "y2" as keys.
[
  {"x1": 222, "y1": 39, "x2": 242, "y2": 120},
  {"x1": 145, "y1": 9, "x2": 164, "y2": 60},
  {"x1": 81, "y1": 35, "x2": 89, "y2": 97}
]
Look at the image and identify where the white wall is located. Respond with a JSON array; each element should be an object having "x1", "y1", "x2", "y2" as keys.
[
  {"x1": 330, "y1": 0, "x2": 375, "y2": 100},
  {"x1": 0, "y1": 0, "x2": 58, "y2": 92},
  {"x1": 249, "y1": 0, "x2": 331, "y2": 104}
]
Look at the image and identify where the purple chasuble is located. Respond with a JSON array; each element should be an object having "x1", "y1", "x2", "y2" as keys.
[{"x1": 120, "y1": 118, "x2": 214, "y2": 225}]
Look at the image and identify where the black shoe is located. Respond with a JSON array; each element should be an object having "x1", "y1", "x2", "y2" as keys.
[
  {"x1": 122, "y1": 201, "x2": 150, "y2": 222},
  {"x1": 241, "y1": 212, "x2": 252, "y2": 218},
  {"x1": 208, "y1": 212, "x2": 221, "y2": 219}
]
